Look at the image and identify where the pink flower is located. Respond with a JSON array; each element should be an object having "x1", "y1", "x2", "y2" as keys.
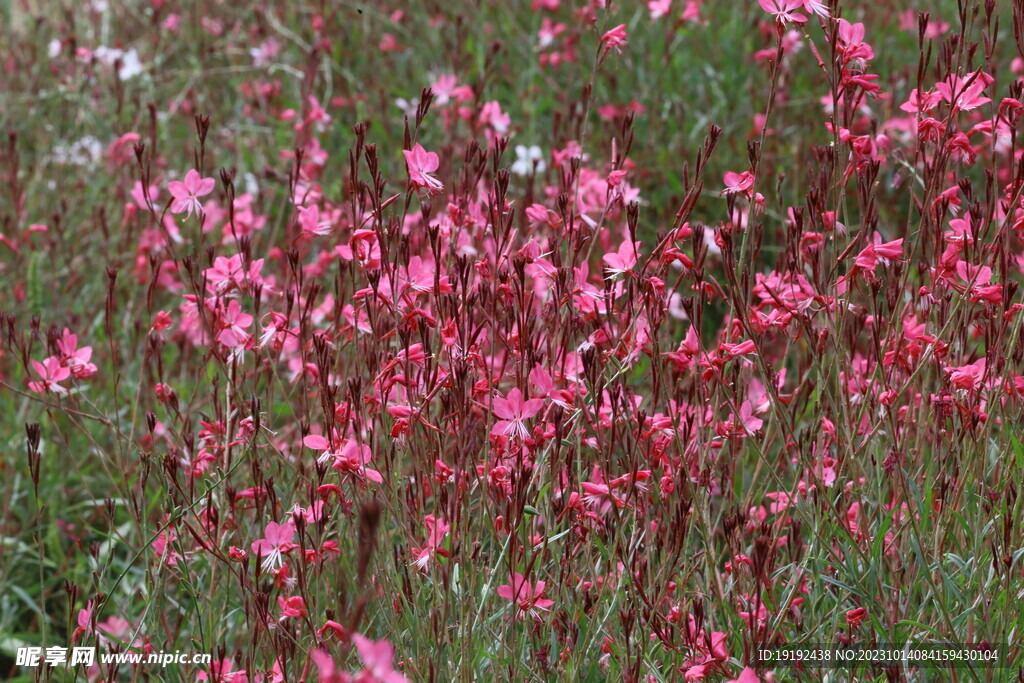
[
  {"x1": 581, "y1": 481, "x2": 623, "y2": 514},
  {"x1": 205, "y1": 254, "x2": 265, "y2": 295},
  {"x1": 478, "y1": 101, "x2": 511, "y2": 135},
  {"x1": 602, "y1": 240, "x2": 639, "y2": 278},
  {"x1": 720, "y1": 340, "x2": 758, "y2": 359},
  {"x1": 681, "y1": 1, "x2": 702, "y2": 22},
  {"x1": 352, "y1": 634, "x2": 410, "y2": 683},
  {"x1": 853, "y1": 238, "x2": 904, "y2": 270},
  {"x1": 721, "y1": 170, "x2": 755, "y2": 196},
  {"x1": 304, "y1": 431, "x2": 384, "y2": 483},
  {"x1": 497, "y1": 572, "x2": 555, "y2": 620},
  {"x1": 56, "y1": 329, "x2": 98, "y2": 379},
  {"x1": 217, "y1": 300, "x2": 253, "y2": 348},
  {"x1": 900, "y1": 88, "x2": 941, "y2": 113},
  {"x1": 310, "y1": 650, "x2": 348, "y2": 683},
  {"x1": 538, "y1": 18, "x2": 566, "y2": 49},
  {"x1": 600, "y1": 24, "x2": 628, "y2": 55},
  {"x1": 303, "y1": 431, "x2": 341, "y2": 463},
  {"x1": 945, "y1": 218, "x2": 975, "y2": 245},
  {"x1": 333, "y1": 439, "x2": 384, "y2": 484},
  {"x1": 840, "y1": 237, "x2": 905, "y2": 292},
  {"x1": 278, "y1": 595, "x2": 307, "y2": 620},
  {"x1": 403, "y1": 143, "x2": 443, "y2": 193},
  {"x1": 168, "y1": 169, "x2": 215, "y2": 218},
  {"x1": 935, "y1": 71, "x2": 994, "y2": 112},
  {"x1": 72, "y1": 601, "x2": 94, "y2": 643},
  {"x1": 529, "y1": 364, "x2": 574, "y2": 408},
  {"x1": 297, "y1": 204, "x2": 332, "y2": 238},
  {"x1": 490, "y1": 388, "x2": 544, "y2": 439},
  {"x1": 946, "y1": 358, "x2": 986, "y2": 392},
  {"x1": 153, "y1": 527, "x2": 184, "y2": 565},
  {"x1": 151, "y1": 310, "x2": 173, "y2": 332},
  {"x1": 648, "y1": 0, "x2": 671, "y2": 20},
  {"x1": 801, "y1": 0, "x2": 828, "y2": 17},
  {"x1": 726, "y1": 668, "x2": 761, "y2": 683},
  {"x1": 846, "y1": 606, "x2": 867, "y2": 627},
  {"x1": 251, "y1": 521, "x2": 298, "y2": 570},
  {"x1": 429, "y1": 74, "x2": 472, "y2": 106},
  {"x1": 738, "y1": 400, "x2": 763, "y2": 434},
  {"x1": 411, "y1": 515, "x2": 450, "y2": 570},
  {"x1": 956, "y1": 261, "x2": 992, "y2": 287},
  {"x1": 837, "y1": 19, "x2": 873, "y2": 62},
  {"x1": 317, "y1": 620, "x2": 348, "y2": 641},
  {"x1": 757, "y1": 0, "x2": 807, "y2": 24},
  {"x1": 198, "y1": 658, "x2": 248, "y2": 682},
  {"x1": 28, "y1": 357, "x2": 71, "y2": 394}
]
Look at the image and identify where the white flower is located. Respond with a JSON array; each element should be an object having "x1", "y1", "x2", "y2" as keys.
[
  {"x1": 51, "y1": 136, "x2": 102, "y2": 166},
  {"x1": 93, "y1": 46, "x2": 143, "y2": 80},
  {"x1": 117, "y1": 49, "x2": 143, "y2": 80},
  {"x1": 93, "y1": 45, "x2": 121, "y2": 64},
  {"x1": 395, "y1": 97, "x2": 417, "y2": 117},
  {"x1": 511, "y1": 145, "x2": 546, "y2": 176}
]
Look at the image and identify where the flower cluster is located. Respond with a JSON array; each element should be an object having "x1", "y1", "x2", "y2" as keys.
[{"x1": 3, "y1": 0, "x2": 1023, "y2": 681}]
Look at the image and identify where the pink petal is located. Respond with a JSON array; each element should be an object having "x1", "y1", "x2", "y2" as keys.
[
  {"x1": 521, "y1": 399, "x2": 544, "y2": 419},
  {"x1": 167, "y1": 181, "x2": 187, "y2": 199},
  {"x1": 304, "y1": 434, "x2": 330, "y2": 450},
  {"x1": 491, "y1": 397, "x2": 516, "y2": 421},
  {"x1": 728, "y1": 667, "x2": 761, "y2": 683}
]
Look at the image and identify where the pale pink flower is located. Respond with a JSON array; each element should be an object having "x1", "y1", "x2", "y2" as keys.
[
  {"x1": 648, "y1": 0, "x2": 671, "y2": 19},
  {"x1": 403, "y1": 143, "x2": 443, "y2": 193},
  {"x1": 297, "y1": 204, "x2": 332, "y2": 239},
  {"x1": 738, "y1": 400, "x2": 764, "y2": 434},
  {"x1": 478, "y1": 101, "x2": 510, "y2": 135},
  {"x1": 352, "y1": 634, "x2": 410, "y2": 683},
  {"x1": 168, "y1": 169, "x2": 215, "y2": 218},
  {"x1": 757, "y1": 0, "x2": 807, "y2": 24},
  {"x1": 801, "y1": 0, "x2": 829, "y2": 17},
  {"x1": 309, "y1": 650, "x2": 348, "y2": 683},
  {"x1": 217, "y1": 300, "x2": 253, "y2": 348}
]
